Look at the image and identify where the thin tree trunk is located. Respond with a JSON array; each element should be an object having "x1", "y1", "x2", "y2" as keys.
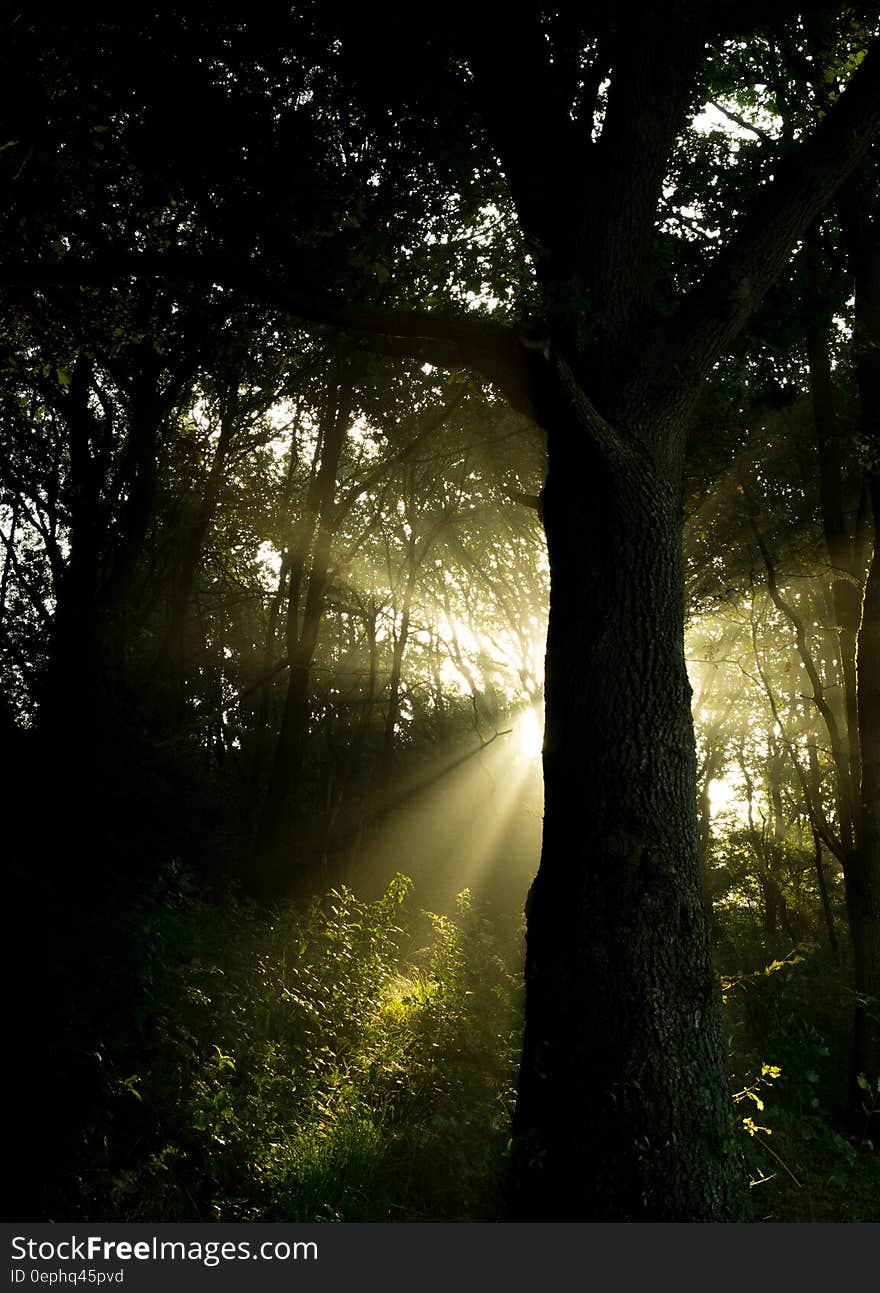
[
  {"x1": 804, "y1": 239, "x2": 863, "y2": 792},
  {"x1": 253, "y1": 356, "x2": 353, "y2": 896},
  {"x1": 749, "y1": 504, "x2": 856, "y2": 851},
  {"x1": 39, "y1": 357, "x2": 109, "y2": 761},
  {"x1": 342, "y1": 602, "x2": 380, "y2": 880},
  {"x1": 382, "y1": 531, "x2": 417, "y2": 774},
  {"x1": 100, "y1": 343, "x2": 164, "y2": 621},
  {"x1": 811, "y1": 827, "x2": 840, "y2": 961},
  {"x1": 0, "y1": 497, "x2": 19, "y2": 619},
  {"x1": 159, "y1": 384, "x2": 239, "y2": 685},
  {"x1": 246, "y1": 418, "x2": 304, "y2": 832}
]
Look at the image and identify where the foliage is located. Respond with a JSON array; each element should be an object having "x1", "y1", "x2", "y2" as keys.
[
  {"x1": 723, "y1": 946, "x2": 880, "y2": 1221},
  {"x1": 49, "y1": 858, "x2": 879, "y2": 1225},
  {"x1": 63, "y1": 872, "x2": 522, "y2": 1222}
]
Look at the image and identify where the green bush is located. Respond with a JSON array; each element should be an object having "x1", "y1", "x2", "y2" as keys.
[
  {"x1": 74, "y1": 871, "x2": 522, "y2": 1221},
  {"x1": 723, "y1": 949, "x2": 880, "y2": 1221}
]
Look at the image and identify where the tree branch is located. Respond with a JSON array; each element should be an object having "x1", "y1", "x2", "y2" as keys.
[
  {"x1": 661, "y1": 36, "x2": 880, "y2": 397},
  {"x1": 1, "y1": 251, "x2": 538, "y2": 416},
  {"x1": 498, "y1": 484, "x2": 542, "y2": 512},
  {"x1": 157, "y1": 658, "x2": 291, "y2": 747},
  {"x1": 580, "y1": 10, "x2": 707, "y2": 344},
  {"x1": 463, "y1": 13, "x2": 583, "y2": 273},
  {"x1": 746, "y1": 495, "x2": 856, "y2": 850},
  {"x1": 706, "y1": 98, "x2": 775, "y2": 143},
  {"x1": 749, "y1": 601, "x2": 846, "y2": 864}
]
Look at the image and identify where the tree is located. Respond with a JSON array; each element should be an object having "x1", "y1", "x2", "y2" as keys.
[{"x1": 332, "y1": 6, "x2": 879, "y2": 1220}]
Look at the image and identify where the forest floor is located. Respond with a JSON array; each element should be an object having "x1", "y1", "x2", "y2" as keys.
[{"x1": 32, "y1": 870, "x2": 879, "y2": 1223}]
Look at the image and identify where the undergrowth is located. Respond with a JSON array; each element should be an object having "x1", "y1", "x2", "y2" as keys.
[
  {"x1": 70, "y1": 871, "x2": 522, "y2": 1221},
  {"x1": 724, "y1": 948, "x2": 880, "y2": 1221},
  {"x1": 51, "y1": 868, "x2": 878, "y2": 1222}
]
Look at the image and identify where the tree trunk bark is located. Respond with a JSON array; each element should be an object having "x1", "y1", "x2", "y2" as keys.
[{"x1": 510, "y1": 418, "x2": 746, "y2": 1220}]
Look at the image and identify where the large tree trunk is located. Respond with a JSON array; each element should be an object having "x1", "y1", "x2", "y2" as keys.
[{"x1": 510, "y1": 411, "x2": 746, "y2": 1220}]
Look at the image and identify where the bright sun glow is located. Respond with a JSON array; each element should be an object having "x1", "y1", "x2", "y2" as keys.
[
  {"x1": 518, "y1": 707, "x2": 543, "y2": 759},
  {"x1": 707, "y1": 777, "x2": 738, "y2": 813}
]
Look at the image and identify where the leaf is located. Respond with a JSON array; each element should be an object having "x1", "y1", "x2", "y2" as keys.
[
  {"x1": 212, "y1": 1044, "x2": 236, "y2": 1071},
  {"x1": 742, "y1": 1116, "x2": 771, "y2": 1137},
  {"x1": 119, "y1": 1074, "x2": 143, "y2": 1101}
]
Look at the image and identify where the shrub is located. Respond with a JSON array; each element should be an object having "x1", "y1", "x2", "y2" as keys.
[{"x1": 74, "y1": 871, "x2": 522, "y2": 1221}]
